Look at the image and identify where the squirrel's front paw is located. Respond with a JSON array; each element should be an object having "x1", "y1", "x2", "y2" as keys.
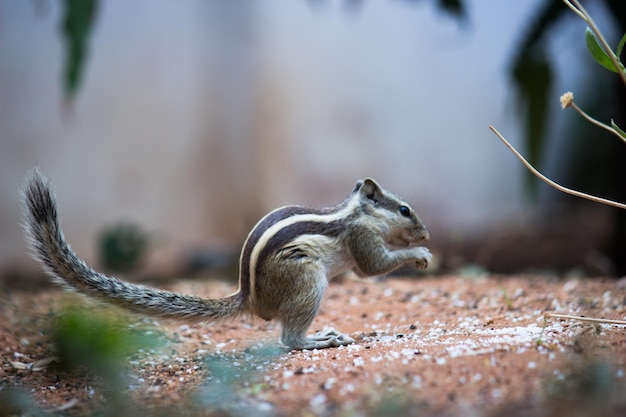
[{"x1": 414, "y1": 247, "x2": 432, "y2": 269}]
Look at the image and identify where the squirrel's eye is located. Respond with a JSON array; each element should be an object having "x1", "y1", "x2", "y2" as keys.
[{"x1": 399, "y1": 205, "x2": 411, "y2": 217}]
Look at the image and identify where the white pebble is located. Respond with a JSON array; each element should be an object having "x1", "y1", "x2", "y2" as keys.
[
  {"x1": 340, "y1": 383, "x2": 356, "y2": 395},
  {"x1": 310, "y1": 393, "x2": 326, "y2": 407},
  {"x1": 323, "y1": 378, "x2": 336, "y2": 390}
]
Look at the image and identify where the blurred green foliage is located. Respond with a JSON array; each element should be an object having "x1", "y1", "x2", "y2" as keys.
[
  {"x1": 509, "y1": 0, "x2": 626, "y2": 274},
  {"x1": 0, "y1": 388, "x2": 47, "y2": 417},
  {"x1": 55, "y1": 0, "x2": 465, "y2": 101},
  {"x1": 97, "y1": 223, "x2": 149, "y2": 273},
  {"x1": 193, "y1": 345, "x2": 284, "y2": 415},
  {"x1": 52, "y1": 305, "x2": 164, "y2": 383},
  {"x1": 510, "y1": 0, "x2": 626, "y2": 194},
  {"x1": 60, "y1": 0, "x2": 98, "y2": 101},
  {"x1": 541, "y1": 359, "x2": 626, "y2": 416},
  {"x1": 509, "y1": 0, "x2": 565, "y2": 195},
  {"x1": 0, "y1": 305, "x2": 166, "y2": 417}
]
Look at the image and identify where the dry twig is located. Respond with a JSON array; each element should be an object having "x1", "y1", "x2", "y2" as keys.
[
  {"x1": 488, "y1": 125, "x2": 626, "y2": 210},
  {"x1": 549, "y1": 313, "x2": 626, "y2": 325}
]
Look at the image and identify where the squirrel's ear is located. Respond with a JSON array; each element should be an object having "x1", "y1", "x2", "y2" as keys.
[
  {"x1": 358, "y1": 178, "x2": 381, "y2": 200},
  {"x1": 352, "y1": 180, "x2": 364, "y2": 193}
]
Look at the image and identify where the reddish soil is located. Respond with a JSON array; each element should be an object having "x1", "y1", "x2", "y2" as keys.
[{"x1": 1, "y1": 274, "x2": 625, "y2": 416}]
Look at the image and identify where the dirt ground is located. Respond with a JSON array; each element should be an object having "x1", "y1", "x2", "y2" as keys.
[{"x1": 1, "y1": 274, "x2": 625, "y2": 416}]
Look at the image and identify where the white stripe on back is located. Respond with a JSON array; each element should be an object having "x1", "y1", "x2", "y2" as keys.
[{"x1": 246, "y1": 195, "x2": 360, "y2": 302}]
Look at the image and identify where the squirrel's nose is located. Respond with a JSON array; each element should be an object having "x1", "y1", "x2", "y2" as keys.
[{"x1": 422, "y1": 229, "x2": 430, "y2": 241}]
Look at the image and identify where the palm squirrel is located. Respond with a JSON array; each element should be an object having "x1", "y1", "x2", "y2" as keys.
[{"x1": 21, "y1": 169, "x2": 432, "y2": 350}]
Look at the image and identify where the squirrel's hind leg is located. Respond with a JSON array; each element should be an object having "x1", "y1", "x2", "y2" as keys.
[
  {"x1": 282, "y1": 323, "x2": 354, "y2": 350},
  {"x1": 278, "y1": 268, "x2": 354, "y2": 350},
  {"x1": 304, "y1": 327, "x2": 354, "y2": 348}
]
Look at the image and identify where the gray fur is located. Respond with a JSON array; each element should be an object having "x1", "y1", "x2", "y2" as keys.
[{"x1": 21, "y1": 169, "x2": 243, "y2": 321}]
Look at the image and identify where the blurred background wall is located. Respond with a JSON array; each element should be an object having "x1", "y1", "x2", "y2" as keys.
[{"x1": 0, "y1": 1, "x2": 620, "y2": 280}]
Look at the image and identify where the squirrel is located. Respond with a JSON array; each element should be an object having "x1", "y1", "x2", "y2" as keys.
[{"x1": 21, "y1": 169, "x2": 432, "y2": 350}]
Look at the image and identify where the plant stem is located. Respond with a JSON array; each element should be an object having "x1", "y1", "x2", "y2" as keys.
[
  {"x1": 562, "y1": 0, "x2": 586, "y2": 21},
  {"x1": 549, "y1": 313, "x2": 626, "y2": 325},
  {"x1": 489, "y1": 125, "x2": 626, "y2": 209},
  {"x1": 571, "y1": 102, "x2": 626, "y2": 144},
  {"x1": 564, "y1": 0, "x2": 626, "y2": 86}
]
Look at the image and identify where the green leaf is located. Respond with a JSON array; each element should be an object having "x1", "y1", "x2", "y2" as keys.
[
  {"x1": 616, "y1": 32, "x2": 626, "y2": 59},
  {"x1": 611, "y1": 119, "x2": 626, "y2": 140},
  {"x1": 60, "y1": 0, "x2": 98, "y2": 100},
  {"x1": 585, "y1": 27, "x2": 618, "y2": 73}
]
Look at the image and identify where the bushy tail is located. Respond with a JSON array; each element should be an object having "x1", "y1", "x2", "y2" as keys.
[{"x1": 21, "y1": 169, "x2": 243, "y2": 321}]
